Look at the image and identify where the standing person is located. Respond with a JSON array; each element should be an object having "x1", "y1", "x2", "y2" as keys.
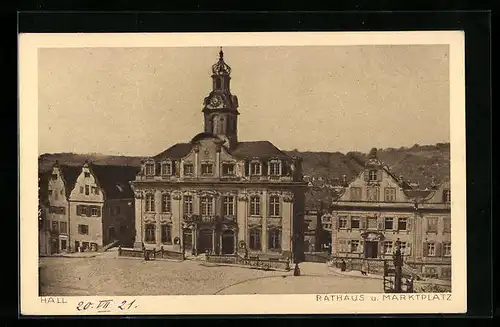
[
  {"x1": 361, "y1": 259, "x2": 369, "y2": 276},
  {"x1": 340, "y1": 259, "x2": 347, "y2": 272}
]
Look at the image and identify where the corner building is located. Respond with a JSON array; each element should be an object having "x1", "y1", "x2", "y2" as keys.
[{"x1": 131, "y1": 49, "x2": 307, "y2": 260}]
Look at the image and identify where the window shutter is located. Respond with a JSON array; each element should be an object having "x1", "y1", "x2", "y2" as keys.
[
  {"x1": 364, "y1": 171, "x2": 369, "y2": 181},
  {"x1": 76, "y1": 205, "x2": 81, "y2": 216},
  {"x1": 377, "y1": 170, "x2": 383, "y2": 181},
  {"x1": 423, "y1": 243, "x2": 428, "y2": 257},
  {"x1": 244, "y1": 160, "x2": 249, "y2": 176},
  {"x1": 378, "y1": 220, "x2": 384, "y2": 230},
  {"x1": 393, "y1": 218, "x2": 398, "y2": 231},
  {"x1": 435, "y1": 242, "x2": 442, "y2": 257},
  {"x1": 379, "y1": 242, "x2": 384, "y2": 258},
  {"x1": 96, "y1": 206, "x2": 101, "y2": 217},
  {"x1": 359, "y1": 240, "x2": 364, "y2": 254},
  {"x1": 156, "y1": 162, "x2": 161, "y2": 175},
  {"x1": 406, "y1": 243, "x2": 412, "y2": 256},
  {"x1": 86, "y1": 205, "x2": 91, "y2": 216},
  {"x1": 281, "y1": 161, "x2": 288, "y2": 175}
]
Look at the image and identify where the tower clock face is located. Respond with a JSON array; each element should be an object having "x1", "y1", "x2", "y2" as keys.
[{"x1": 210, "y1": 95, "x2": 222, "y2": 107}]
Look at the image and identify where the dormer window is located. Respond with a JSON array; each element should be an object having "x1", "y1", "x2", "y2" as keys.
[
  {"x1": 161, "y1": 162, "x2": 172, "y2": 176},
  {"x1": 269, "y1": 161, "x2": 281, "y2": 176},
  {"x1": 443, "y1": 189, "x2": 451, "y2": 203},
  {"x1": 183, "y1": 164, "x2": 194, "y2": 175},
  {"x1": 251, "y1": 162, "x2": 261, "y2": 175},
  {"x1": 222, "y1": 163, "x2": 235, "y2": 175},
  {"x1": 145, "y1": 163, "x2": 155, "y2": 176},
  {"x1": 51, "y1": 174, "x2": 58, "y2": 180},
  {"x1": 201, "y1": 163, "x2": 214, "y2": 175},
  {"x1": 368, "y1": 170, "x2": 378, "y2": 181},
  {"x1": 84, "y1": 172, "x2": 90, "y2": 178}
]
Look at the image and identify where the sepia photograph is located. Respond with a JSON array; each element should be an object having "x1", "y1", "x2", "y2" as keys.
[{"x1": 20, "y1": 32, "x2": 466, "y2": 315}]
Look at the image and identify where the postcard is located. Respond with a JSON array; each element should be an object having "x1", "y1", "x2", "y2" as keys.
[{"x1": 19, "y1": 31, "x2": 466, "y2": 315}]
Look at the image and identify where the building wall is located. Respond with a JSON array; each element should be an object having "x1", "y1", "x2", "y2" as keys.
[
  {"x1": 332, "y1": 209, "x2": 415, "y2": 259},
  {"x1": 68, "y1": 166, "x2": 105, "y2": 251},
  {"x1": 339, "y1": 169, "x2": 409, "y2": 203},
  {"x1": 133, "y1": 185, "x2": 300, "y2": 259},
  {"x1": 102, "y1": 198, "x2": 135, "y2": 247},
  {"x1": 46, "y1": 166, "x2": 70, "y2": 252}
]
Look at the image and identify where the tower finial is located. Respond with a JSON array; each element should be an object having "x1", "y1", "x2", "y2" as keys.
[{"x1": 219, "y1": 47, "x2": 224, "y2": 60}]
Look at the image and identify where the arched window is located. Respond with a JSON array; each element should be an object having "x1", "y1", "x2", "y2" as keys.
[
  {"x1": 213, "y1": 116, "x2": 220, "y2": 134},
  {"x1": 268, "y1": 229, "x2": 281, "y2": 250},
  {"x1": 269, "y1": 196, "x2": 280, "y2": 217},
  {"x1": 145, "y1": 223, "x2": 156, "y2": 243},
  {"x1": 249, "y1": 229, "x2": 261, "y2": 250},
  {"x1": 145, "y1": 194, "x2": 155, "y2": 212},
  {"x1": 219, "y1": 117, "x2": 225, "y2": 133},
  {"x1": 162, "y1": 193, "x2": 171, "y2": 213}
]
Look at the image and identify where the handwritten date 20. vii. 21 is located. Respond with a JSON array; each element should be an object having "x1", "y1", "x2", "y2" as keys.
[{"x1": 77, "y1": 299, "x2": 138, "y2": 313}]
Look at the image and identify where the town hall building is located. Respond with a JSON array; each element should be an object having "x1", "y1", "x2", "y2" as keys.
[{"x1": 130, "y1": 49, "x2": 307, "y2": 261}]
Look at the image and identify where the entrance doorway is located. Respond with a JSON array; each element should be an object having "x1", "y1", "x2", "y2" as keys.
[
  {"x1": 50, "y1": 238, "x2": 59, "y2": 254},
  {"x1": 364, "y1": 241, "x2": 379, "y2": 258},
  {"x1": 183, "y1": 229, "x2": 192, "y2": 251},
  {"x1": 221, "y1": 230, "x2": 235, "y2": 254},
  {"x1": 198, "y1": 229, "x2": 213, "y2": 254}
]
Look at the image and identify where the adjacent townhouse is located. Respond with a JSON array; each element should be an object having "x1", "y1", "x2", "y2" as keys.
[
  {"x1": 39, "y1": 161, "x2": 139, "y2": 253},
  {"x1": 329, "y1": 148, "x2": 451, "y2": 279}
]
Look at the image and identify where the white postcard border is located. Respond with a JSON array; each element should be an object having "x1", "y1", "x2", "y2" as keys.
[{"x1": 19, "y1": 31, "x2": 466, "y2": 315}]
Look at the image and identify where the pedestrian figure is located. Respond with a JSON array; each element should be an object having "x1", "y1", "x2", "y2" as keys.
[
  {"x1": 361, "y1": 259, "x2": 369, "y2": 276},
  {"x1": 340, "y1": 259, "x2": 347, "y2": 272},
  {"x1": 293, "y1": 263, "x2": 301, "y2": 276}
]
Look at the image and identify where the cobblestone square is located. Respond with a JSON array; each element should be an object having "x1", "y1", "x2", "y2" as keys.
[{"x1": 39, "y1": 253, "x2": 383, "y2": 296}]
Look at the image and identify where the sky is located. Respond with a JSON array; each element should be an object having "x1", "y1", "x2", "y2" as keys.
[{"x1": 38, "y1": 45, "x2": 450, "y2": 156}]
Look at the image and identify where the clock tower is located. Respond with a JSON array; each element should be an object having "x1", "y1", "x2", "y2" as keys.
[{"x1": 202, "y1": 48, "x2": 240, "y2": 149}]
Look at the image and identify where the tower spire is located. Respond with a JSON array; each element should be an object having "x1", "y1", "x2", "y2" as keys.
[{"x1": 219, "y1": 46, "x2": 224, "y2": 60}]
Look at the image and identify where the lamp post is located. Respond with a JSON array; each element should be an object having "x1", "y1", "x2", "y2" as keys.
[
  {"x1": 293, "y1": 232, "x2": 301, "y2": 276},
  {"x1": 393, "y1": 238, "x2": 403, "y2": 292}
]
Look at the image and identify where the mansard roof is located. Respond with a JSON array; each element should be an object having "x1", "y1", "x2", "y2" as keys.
[
  {"x1": 153, "y1": 143, "x2": 193, "y2": 161},
  {"x1": 89, "y1": 164, "x2": 140, "y2": 200},
  {"x1": 153, "y1": 139, "x2": 291, "y2": 162},
  {"x1": 231, "y1": 141, "x2": 290, "y2": 160}
]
